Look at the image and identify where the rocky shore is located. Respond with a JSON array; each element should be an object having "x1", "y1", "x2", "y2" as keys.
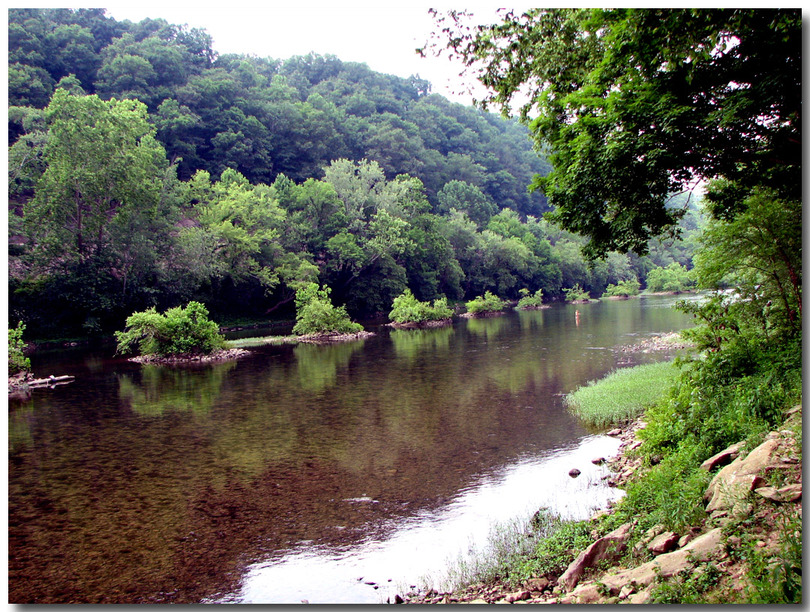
[
  {"x1": 296, "y1": 330, "x2": 376, "y2": 344},
  {"x1": 399, "y1": 405, "x2": 802, "y2": 604},
  {"x1": 128, "y1": 347, "x2": 251, "y2": 364}
]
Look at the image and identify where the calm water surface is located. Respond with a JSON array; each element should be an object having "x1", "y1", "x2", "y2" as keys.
[{"x1": 8, "y1": 296, "x2": 694, "y2": 603}]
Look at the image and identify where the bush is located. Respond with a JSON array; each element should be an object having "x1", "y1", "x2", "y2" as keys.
[
  {"x1": 563, "y1": 284, "x2": 590, "y2": 302},
  {"x1": 292, "y1": 282, "x2": 364, "y2": 336},
  {"x1": 8, "y1": 321, "x2": 31, "y2": 374},
  {"x1": 516, "y1": 288, "x2": 544, "y2": 309},
  {"x1": 115, "y1": 301, "x2": 225, "y2": 357},
  {"x1": 389, "y1": 289, "x2": 453, "y2": 323},
  {"x1": 601, "y1": 278, "x2": 641, "y2": 298},
  {"x1": 465, "y1": 291, "x2": 506, "y2": 315}
]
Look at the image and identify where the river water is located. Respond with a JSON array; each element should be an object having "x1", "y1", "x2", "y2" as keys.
[{"x1": 8, "y1": 296, "x2": 693, "y2": 603}]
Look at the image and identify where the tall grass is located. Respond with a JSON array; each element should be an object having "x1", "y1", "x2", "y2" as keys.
[{"x1": 565, "y1": 361, "x2": 680, "y2": 427}]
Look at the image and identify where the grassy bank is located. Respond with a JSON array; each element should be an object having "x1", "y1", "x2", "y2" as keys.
[{"x1": 565, "y1": 361, "x2": 681, "y2": 427}]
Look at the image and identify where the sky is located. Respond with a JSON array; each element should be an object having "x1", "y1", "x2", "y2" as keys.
[{"x1": 102, "y1": 2, "x2": 515, "y2": 106}]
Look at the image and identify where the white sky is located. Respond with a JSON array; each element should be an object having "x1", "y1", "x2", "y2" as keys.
[{"x1": 101, "y1": 2, "x2": 513, "y2": 106}]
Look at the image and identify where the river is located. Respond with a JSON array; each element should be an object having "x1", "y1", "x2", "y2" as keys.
[{"x1": 8, "y1": 296, "x2": 694, "y2": 603}]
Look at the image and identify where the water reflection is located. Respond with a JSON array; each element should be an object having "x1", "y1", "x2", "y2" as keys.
[
  {"x1": 9, "y1": 297, "x2": 693, "y2": 603},
  {"x1": 293, "y1": 341, "x2": 365, "y2": 393},
  {"x1": 389, "y1": 326, "x2": 454, "y2": 362},
  {"x1": 118, "y1": 361, "x2": 236, "y2": 416}
]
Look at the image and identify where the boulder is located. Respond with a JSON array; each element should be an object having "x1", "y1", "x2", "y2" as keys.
[
  {"x1": 754, "y1": 483, "x2": 802, "y2": 503},
  {"x1": 569, "y1": 468, "x2": 581, "y2": 478},
  {"x1": 596, "y1": 528, "x2": 724, "y2": 596},
  {"x1": 558, "y1": 521, "x2": 634, "y2": 591},
  {"x1": 704, "y1": 438, "x2": 781, "y2": 513},
  {"x1": 648, "y1": 531, "x2": 679, "y2": 554},
  {"x1": 700, "y1": 442, "x2": 745, "y2": 472}
]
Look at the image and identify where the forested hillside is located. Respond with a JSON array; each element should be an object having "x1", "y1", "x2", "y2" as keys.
[{"x1": 8, "y1": 8, "x2": 699, "y2": 338}]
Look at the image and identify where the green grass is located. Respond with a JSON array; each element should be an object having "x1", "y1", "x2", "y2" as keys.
[
  {"x1": 224, "y1": 335, "x2": 291, "y2": 348},
  {"x1": 565, "y1": 361, "x2": 681, "y2": 427}
]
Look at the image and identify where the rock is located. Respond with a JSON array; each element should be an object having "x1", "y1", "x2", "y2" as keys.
[
  {"x1": 704, "y1": 438, "x2": 781, "y2": 513},
  {"x1": 648, "y1": 531, "x2": 679, "y2": 554},
  {"x1": 606, "y1": 428, "x2": 622, "y2": 437},
  {"x1": 505, "y1": 591, "x2": 531, "y2": 603},
  {"x1": 627, "y1": 587, "x2": 653, "y2": 604},
  {"x1": 468, "y1": 599, "x2": 488, "y2": 604},
  {"x1": 678, "y1": 533, "x2": 694, "y2": 548},
  {"x1": 393, "y1": 594, "x2": 404, "y2": 604},
  {"x1": 700, "y1": 442, "x2": 745, "y2": 471},
  {"x1": 565, "y1": 582, "x2": 604, "y2": 604},
  {"x1": 558, "y1": 521, "x2": 634, "y2": 591},
  {"x1": 591, "y1": 457, "x2": 605, "y2": 465},
  {"x1": 569, "y1": 468, "x2": 581, "y2": 478},
  {"x1": 597, "y1": 528, "x2": 724, "y2": 596},
  {"x1": 526, "y1": 578, "x2": 550, "y2": 592},
  {"x1": 618, "y1": 584, "x2": 635, "y2": 600},
  {"x1": 754, "y1": 483, "x2": 802, "y2": 503}
]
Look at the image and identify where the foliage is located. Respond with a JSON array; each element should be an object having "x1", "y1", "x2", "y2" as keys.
[
  {"x1": 8, "y1": 321, "x2": 31, "y2": 375},
  {"x1": 645, "y1": 263, "x2": 694, "y2": 293},
  {"x1": 7, "y1": 9, "x2": 704, "y2": 337},
  {"x1": 465, "y1": 291, "x2": 506, "y2": 315},
  {"x1": 291, "y1": 282, "x2": 363, "y2": 336},
  {"x1": 601, "y1": 278, "x2": 640, "y2": 298},
  {"x1": 515, "y1": 288, "x2": 544, "y2": 309},
  {"x1": 427, "y1": 9, "x2": 800, "y2": 258},
  {"x1": 693, "y1": 186, "x2": 801, "y2": 337},
  {"x1": 565, "y1": 361, "x2": 681, "y2": 427},
  {"x1": 743, "y1": 509, "x2": 803, "y2": 604},
  {"x1": 563, "y1": 284, "x2": 590, "y2": 303},
  {"x1": 389, "y1": 289, "x2": 453, "y2": 324},
  {"x1": 115, "y1": 301, "x2": 225, "y2": 356}
]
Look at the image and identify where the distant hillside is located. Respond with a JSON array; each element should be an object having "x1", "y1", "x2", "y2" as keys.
[{"x1": 8, "y1": 8, "x2": 551, "y2": 216}]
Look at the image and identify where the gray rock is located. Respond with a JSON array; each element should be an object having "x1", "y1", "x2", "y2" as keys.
[{"x1": 569, "y1": 468, "x2": 581, "y2": 478}]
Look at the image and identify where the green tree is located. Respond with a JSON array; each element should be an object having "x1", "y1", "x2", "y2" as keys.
[
  {"x1": 26, "y1": 89, "x2": 168, "y2": 260},
  {"x1": 428, "y1": 9, "x2": 800, "y2": 258},
  {"x1": 389, "y1": 288, "x2": 453, "y2": 324},
  {"x1": 292, "y1": 282, "x2": 363, "y2": 336},
  {"x1": 115, "y1": 301, "x2": 225, "y2": 357},
  {"x1": 465, "y1": 291, "x2": 506, "y2": 315},
  {"x1": 645, "y1": 262, "x2": 694, "y2": 293}
]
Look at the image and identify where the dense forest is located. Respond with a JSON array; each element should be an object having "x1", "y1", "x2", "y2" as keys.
[{"x1": 8, "y1": 8, "x2": 701, "y2": 338}]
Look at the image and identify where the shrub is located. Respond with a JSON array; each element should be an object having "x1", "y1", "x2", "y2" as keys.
[
  {"x1": 516, "y1": 288, "x2": 544, "y2": 309},
  {"x1": 389, "y1": 289, "x2": 453, "y2": 323},
  {"x1": 465, "y1": 291, "x2": 506, "y2": 315},
  {"x1": 563, "y1": 284, "x2": 590, "y2": 303},
  {"x1": 115, "y1": 301, "x2": 225, "y2": 357},
  {"x1": 602, "y1": 278, "x2": 641, "y2": 298},
  {"x1": 8, "y1": 321, "x2": 31, "y2": 374},
  {"x1": 292, "y1": 282, "x2": 364, "y2": 336}
]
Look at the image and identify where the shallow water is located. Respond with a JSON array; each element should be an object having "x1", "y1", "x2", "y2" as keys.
[{"x1": 8, "y1": 296, "x2": 694, "y2": 603}]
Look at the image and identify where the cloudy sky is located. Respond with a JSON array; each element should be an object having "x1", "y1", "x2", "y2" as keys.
[{"x1": 103, "y1": 2, "x2": 517, "y2": 106}]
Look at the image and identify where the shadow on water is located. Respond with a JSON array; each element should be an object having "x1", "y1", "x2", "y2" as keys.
[{"x1": 8, "y1": 297, "x2": 694, "y2": 603}]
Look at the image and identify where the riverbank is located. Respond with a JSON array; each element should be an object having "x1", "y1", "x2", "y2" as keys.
[
  {"x1": 400, "y1": 405, "x2": 802, "y2": 604},
  {"x1": 399, "y1": 329, "x2": 802, "y2": 604}
]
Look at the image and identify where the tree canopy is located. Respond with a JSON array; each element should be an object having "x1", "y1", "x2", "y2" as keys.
[{"x1": 426, "y1": 8, "x2": 800, "y2": 258}]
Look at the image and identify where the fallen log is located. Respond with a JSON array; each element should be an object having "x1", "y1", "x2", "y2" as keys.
[{"x1": 27, "y1": 375, "x2": 75, "y2": 388}]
